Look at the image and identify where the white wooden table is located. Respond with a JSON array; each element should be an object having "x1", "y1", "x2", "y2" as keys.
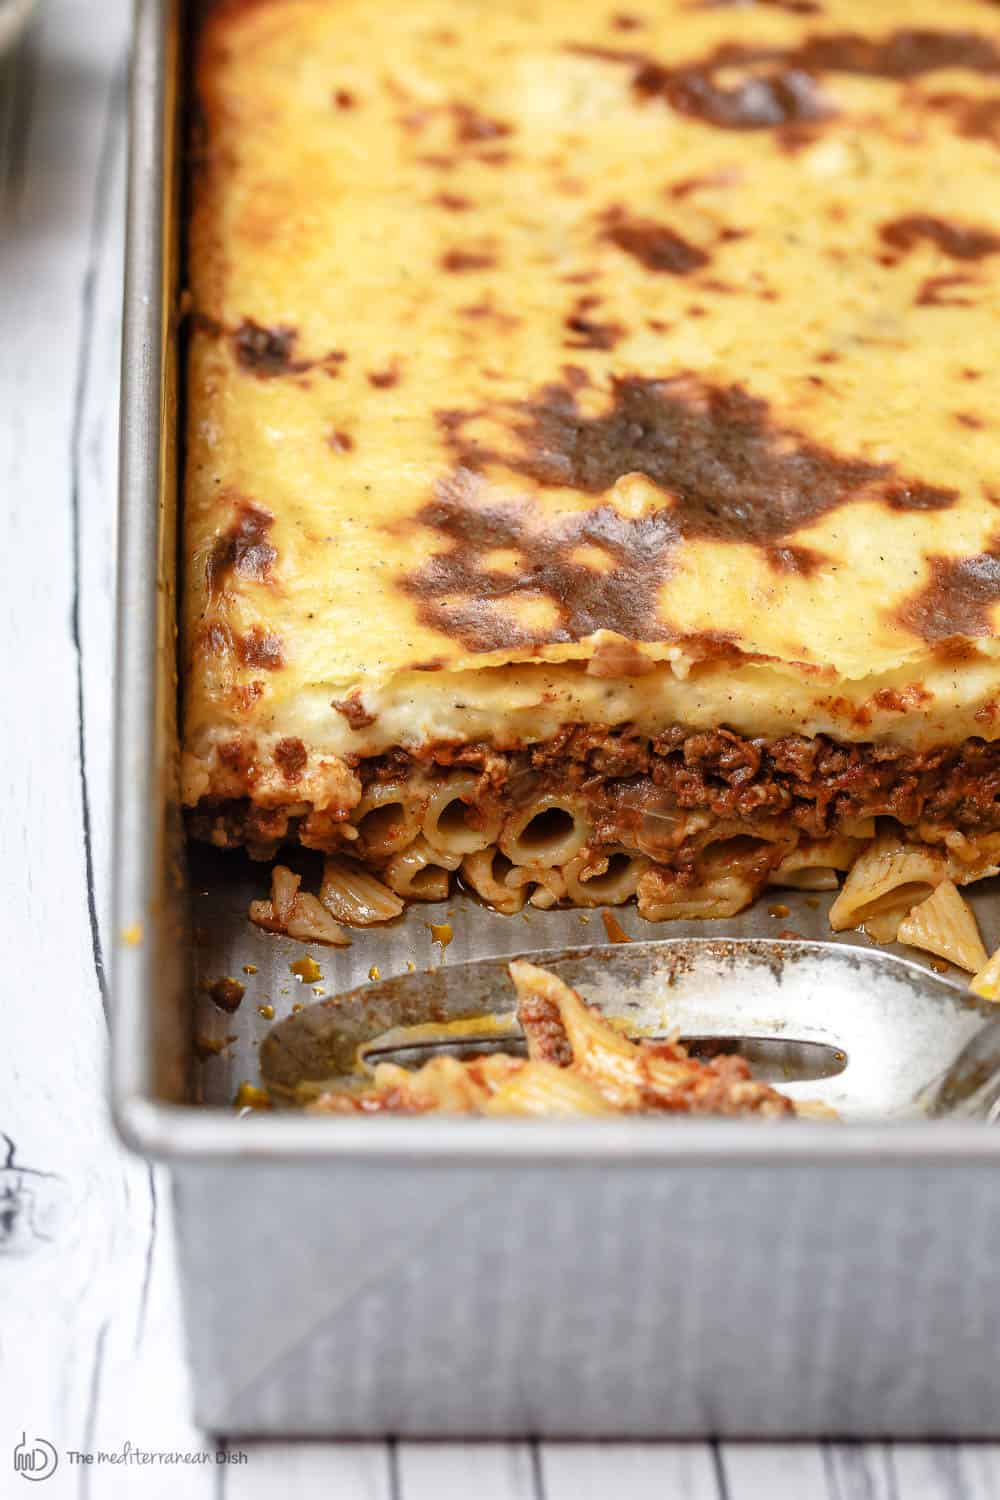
[{"x1": 2, "y1": 5, "x2": 1000, "y2": 1496}]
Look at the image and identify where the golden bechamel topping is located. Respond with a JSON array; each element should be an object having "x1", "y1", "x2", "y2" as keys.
[{"x1": 184, "y1": 0, "x2": 1000, "y2": 776}]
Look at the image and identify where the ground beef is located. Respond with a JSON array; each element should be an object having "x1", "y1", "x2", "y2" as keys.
[
  {"x1": 189, "y1": 726, "x2": 1000, "y2": 856},
  {"x1": 529, "y1": 727, "x2": 1000, "y2": 838},
  {"x1": 640, "y1": 1052, "x2": 795, "y2": 1118},
  {"x1": 517, "y1": 991, "x2": 575, "y2": 1067}
]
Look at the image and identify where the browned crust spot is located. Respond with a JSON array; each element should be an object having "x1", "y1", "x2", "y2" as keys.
[
  {"x1": 400, "y1": 374, "x2": 958, "y2": 651},
  {"x1": 397, "y1": 483, "x2": 680, "y2": 650},
  {"x1": 570, "y1": 30, "x2": 1000, "y2": 133},
  {"x1": 880, "y1": 214, "x2": 1000, "y2": 260},
  {"x1": 896, "y1": 541, "x2": 1000, "y2": 642},
  {"x1": 669, "y1": 169, "x2": 744, "y2": 199},
  {"x1": 564, "y1": 296, "x2": 624, "y2": 350},
  {"x1": 885, "y1": 480, "x2": 959, "y2": 512},
  {"x1": 231, "y1": 319, "x2": 347, "y2": 379},
  {"x1": 916, "y1": 272, "x2": 977, "y2": 306},
  {"x1": 450, "y1": 103, "x2": 513, "y2": 144},
  {"x1": 869, "y1": 684, "x2": 933, "y2": 713},
  {"x1": 236, "y1": 627, "x2": 284, "y2": 669},
  {"x1": 690, "y1": 0, "x2": 821, "y2": 11},
  {"x1": 438, "y1": 373, "x2": 887, "y2": 506},
  {"x1": 367, "y1": 363, "x2": 400, "y2": 388},
  {"x1": 207, "y1": 500, "x2": 277, "y2": 590},
  {"x1": 233, "y1": 683, "x2": 264, "y2": 713},
  {"x1": 924, "y1": 90, "x2": 1000, "y2": 149},
  {"x1": 233, "y1": 319, "x2": 298, "y2": 375},
  {"x1": 765, "y1": 544, "x2": 827, "y2": 576},
  {"x1": 585, "y1": 638, "x2": 657, "y2": 678},
  {"x1": 600, "y1": 205, "x2": 710, "y2": 273},
  {"x1": 433, "y1": 192, "x2": 473, "y2": 211},
  {"x1": 441, "y1": 249, "x2": 497, "y2": 272}
]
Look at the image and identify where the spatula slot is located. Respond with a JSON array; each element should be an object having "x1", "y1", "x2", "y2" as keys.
[{"x1": 362, "y1": 1032, "x2": 848, "y2": 1083}]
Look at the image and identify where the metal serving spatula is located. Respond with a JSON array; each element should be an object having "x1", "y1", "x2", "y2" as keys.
[
  {"x1": 922, "y1": 1016, "x2": 1000, "y2": 1119},
  {"x1": 260, "y1": 937, "x2": 1000, "y2": 1120}
]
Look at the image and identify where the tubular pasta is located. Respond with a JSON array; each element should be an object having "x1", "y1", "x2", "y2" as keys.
[
  {"x1": 247, "y1": 898, "x2": 284, "y2": 934},
  {"x1": 305, "y1": 961, "x2": 798, "y2": 1118},
  {"x1": 483, "y1": 1060, "x2": 616, "y2": 1116},
  {"x1": 840, "y1": 817, "x2": 877, "y2": 840},
  {"x1": 381, "y1": 837, "x2": 462, "y2": 901},
  {"x1": 499, "y1": 796, "x2": 590, "y2": 868},
  {"x1": 319, "y1": 855, "x2": 404, "y2": 925},
  {"x1": 692, "y1": 819, "x2": 791, "y2": 853},
  {"x1": 771, "y1": 836, "x2": 866, "y2": 881},
  {"x1": 507, "y1": 962, "x2": 795, "y2": 1116},
  {"x1": 502, "y1": 863, "x2": 568, "y2": 909},
  {"x1": 249, "y1": 788, "x2": 1000, "y2": 939},
  {"x1": 353, "y1": 781, "x2": 424, "y2": 858},
  {"x1": 510, "y1": 962, "x2": 644, "y2": 1109},
  {"x1": 285, "y1": 891, "x2": 352, "y2": 946},
  {"x1": 460, "y1": 848, "x2": 525, "y2": 914},
  {"x1": 562, "y1": 848, "x2": 649, "y2": 906},
  {"x1": 768, "y1": 868, "x2": 839, "y2": 891},
  {"x1": 272, "y1": 864, "x2": 301, "y2": 924},
  {"x1": 372, "y1": 1056, "x2": 493, "y2": 1111},
  {"x1": 630, "y1": 805, "x2": 708, "y2": 860},
  {"x1": 953, "y1": 851, "x2": 1000, "y2": 887},
  {"x1": 509, "y1": 962, "x2": 708, "y2": 1108},
  {"x1": 828, "y1": 834, "x2": 948, "y2": 932},
  {"x1": 422, "y1": 773, "x2": 502, "y2": 856},
  {"x1": 249, "y1": 864, "x2": 351, "y2": 945},
  {"x1": 896, "y1": 881, "x2": 988, "y2": 973},
  {"x1": 636, "y1": 866, "x2": 758, "y2": 922},
  {"x1": 862, "y1": 900, "x2": 917, "y2": 945},
  {"x1": 920, "y1": 827, "x2": 1000, "y2": 868}
]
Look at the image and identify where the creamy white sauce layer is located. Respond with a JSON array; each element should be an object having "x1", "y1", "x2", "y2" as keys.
[{"x1": 187, "y1": 656, "x2": 1000, "y2": 772}]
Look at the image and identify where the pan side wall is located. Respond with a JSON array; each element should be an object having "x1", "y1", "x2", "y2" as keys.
[{"x1": 174, "y1": 1160, "x2": 1000, "y2": 1437}]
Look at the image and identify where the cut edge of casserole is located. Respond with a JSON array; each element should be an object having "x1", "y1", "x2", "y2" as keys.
[{"x1": 183, "y1": 0, "x2": 1000, "y2": 930}]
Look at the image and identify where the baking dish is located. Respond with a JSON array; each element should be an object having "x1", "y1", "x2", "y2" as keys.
[{"x1": 112, "y1": 0, "x2": 1000, "y2": 1436}]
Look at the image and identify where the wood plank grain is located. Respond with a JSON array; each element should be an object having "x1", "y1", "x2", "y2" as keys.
[
  {"x1": 397, "y1": 1442, "x2": 538, "y2": 1500},
  {"x1": 720, "y1": 1443, "x2": 834, "y2": 1499},
  {"x1": 890, "y1": 1445, "x2": 1000, "y2": 1500},
  {"x1": 539, "y1": 1443, "x2": 722, "y2": 1500},
  {"x1": 81, "y1": 1177, "x2": 218, "y2": 1500},
  {"x1": 222, "y1": 1441, "x2": 392, "y2": 1499},
  {"x1": 823, "y1": 1442, "x2": 896, "y2": 1500},
  {"x1": 0, "y1": 8, "x2": 201, "y2": 1498},
  {"x1": 74, "y1": 29, "x2": 126, "y2": 966}
]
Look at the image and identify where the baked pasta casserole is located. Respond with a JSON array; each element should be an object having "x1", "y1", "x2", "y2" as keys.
[{"x1": 184, "y1": 0, "x2": 1000, "y2": 936}]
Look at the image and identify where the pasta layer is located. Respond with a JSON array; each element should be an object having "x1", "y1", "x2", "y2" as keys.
[{"x1": 192, "y1": 724, "x2": 1000, "y2": 924}]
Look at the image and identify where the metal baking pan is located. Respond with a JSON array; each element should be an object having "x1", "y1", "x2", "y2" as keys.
[{"x1": 112, "y1": 0, "x2": 1000, "y2": 1437}]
